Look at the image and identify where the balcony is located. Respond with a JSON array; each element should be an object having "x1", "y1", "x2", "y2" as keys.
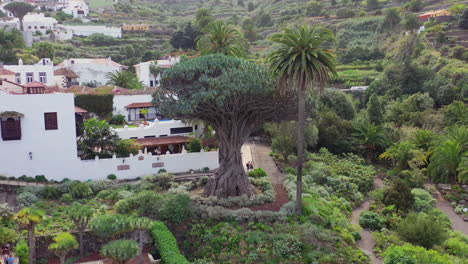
[{"x1": 66, "y1": 81, "x2": 79, "y2": 88}]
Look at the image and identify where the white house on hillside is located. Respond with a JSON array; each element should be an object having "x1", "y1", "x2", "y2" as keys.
[
  {"x1": 134, "y1": 57, "x2": 180, "y2": 88},
  {"x1": 64, "y1": 25, "x2": 122, "y2": 38},
  {"x1": 62, "y1": 0, "x2": 89, "y2": 18},
  {"x1": 56, "y1": 58, "x2": 126, "y2": 86},
  {"x1": 4, "y1": 58, "x2": 56, "y2": 86}
]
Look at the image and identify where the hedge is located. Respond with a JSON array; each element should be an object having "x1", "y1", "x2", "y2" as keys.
[
  {"x1": 151, "y1": 221, "x2": 189, "y2": 264},
  {"x1": 75, "y1": 94, "x2": 114, "y2": 118}
]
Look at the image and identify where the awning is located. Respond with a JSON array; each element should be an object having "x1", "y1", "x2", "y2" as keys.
[
  {"x1": 125, "y1": 102, "x2": 155, "y2": 109},
  {"x1": 75, "y1": 106, "x2": 88, "y2": 113},
  {"x1": 136, "y1": 136, "x2": 188, "y2": 148}
]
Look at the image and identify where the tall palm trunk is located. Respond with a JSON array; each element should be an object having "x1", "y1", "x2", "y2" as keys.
[
  {"x1": 28, "y1": 227, "x2": 36, "y2": 264},
  {"x1": 79, "y1": 231, "x2": 84, "y2": 258},
  {"x1": 296, "y1": 88, "x2": 306, "y2": 215}
]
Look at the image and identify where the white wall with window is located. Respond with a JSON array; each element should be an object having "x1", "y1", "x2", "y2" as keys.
[
  {"x1": 114, "y1": 119, "x2": 202, "y2": 139},
  {"x1": 112, "y1": 94, "x2": 154, "y2": 120},
  {"x1": 4, "y1": 58, "x2": 55, "y2": 86}
]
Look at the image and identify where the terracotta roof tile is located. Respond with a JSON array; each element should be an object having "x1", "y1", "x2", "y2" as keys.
[
  {"x1": 24, "y1": 81, "x2": 47, "y2": 88},
  {"x1": 54, "y1": 68, "x2": 79, "y2": 78},
  {"x1": 125, "y1": 102, "x2": 155, "y2": 108},
  {"x1": 75, "y1": 106, "x2": 88, "y2": 113},
  {"x1": 0, "y1": 68, "x2": 16, "y2": 75},
  {"x1": 136, "y1": 136, "x2": 188, "y2": 148}
]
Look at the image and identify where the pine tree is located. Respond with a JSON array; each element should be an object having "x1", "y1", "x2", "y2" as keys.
[{"x1": 367, "y1": 93, "x2": 383, "y2": 125}]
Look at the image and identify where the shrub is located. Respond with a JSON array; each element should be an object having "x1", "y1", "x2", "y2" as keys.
[
  {"x1": 68, "y1": 182, "x2": 93, "y2": 199},
  {"x1": 397, "y1": 212, "x2": 448, "y2": 249},
  {"x1": 443, "y1": 234, "x2": 468, "y2": 257},
  {"x1": 0, "y1": 203, "x2": 13, "y2": 219},
  {"x1": 141, "y1": 173, "x2": 174, "y2": 190},
  {"x1": 114, "y1": 191, "x2": 162, "y2": 218},
  {"x1": 158, "y1": 169, "x2": 167, "y2": 173},
  {"x1": 411, "y1": 188, "x2": 435, "y2": 212},
  {"x1": 359, "y1": 211, "x2": 385, "y2": 231},
  {"x1": 109, "y1": 114, "x2": 126, "y2": 125},
  {"x1": 383, "y1": 244, "x2": 452, "y2": 264},
  {"x1": 116, "y1": 139, "x2": 141, "y2": 158},
  {"x1": 16, "y1": 239, "x2": 29, "y2": 264},
  {"x1": 383, "y1": 180, "x2": 415, "y2": 212},
  {"x1": 17, "y1": 192, "x2": 39, "y2": 207},
  {"x1": 272, "y1": 234, "x2": 302, "y2": 258},
  {"x1": 100, "y1": 240, "x2": 139, "y2": 263},
  {"x1": 107, "y1": 174, "x2": 117, "y2": 180},
  {"x1": 187, "y1": 138, "x2": 203, "y2": 152},
  {"x1": 159, "y1": 194, "x2": 192, "y2": 224},
  {"x1": 336, "y1": 9, "x2": 355, "y2": 18},
  {"x1": 34, "y1": 175, "x2": 48, "y2": 182},
  {"x1": 39, "y1": 186, "x2": 61, "y2": 200},
  {"x1": 151, "y1": 221, "x2": 190, "y2": 264},
  {"x1": 248, "y1": 168, "x2": 268, "y2": 178},
  {"x1": 88, "y1": 180, "x2": 114, "y2": 193},
  {"x1": 198, "y1": 176, "x2": 209, "y2": 185},
  {"x1": 74, "y1": 94, "x2": 114, "y2": 118},
  {"x1": 60, "y1": 193, "x2": 73, "y2": 203}
]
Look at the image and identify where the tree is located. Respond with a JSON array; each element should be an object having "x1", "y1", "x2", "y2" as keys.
[
  {"x1": 106, "y1": 70, "x2": 143, "y2": 90},
  {"x1": 197, "y1": 20, "x2": 247, "y2": 57},
  {"x1": 428, "y1": 140, "x2": 463, "y2": 186},
  {"x1": 383, "y1": 8, "x2": 401, "y2": 30},
  {"x1": 127, "y1": 217, "x2": 152, "y2": 264},
  {"x1": 380, "y1": 141, "x2": 418, "y2": 171},
  {"x1": 0, "y1": 28, "x2": 25, "y2": 64},
  {"x1": 403, "y1": 14, "x2": 421, "y2": 32},
  {"x1": 90, "y1": 214, "x2": 132, "y2": 239},
  {"x1": 48, "y1": 233, "x2": 79, "y2": 264},
  {"x1": 404, "y1": 0, "x2": 423, "y2": 12},
  {"x1": 78, "y1": 118, "x2": 120, "y2": 159},
  {"x1": 67, "y1": 203, "x2": 93, "y2": 258},
  {"x1": 457, "y1": 157, "x2": 468, "y2": 183},
  {"x1": 116, "y1": 139, "x2": 141, "y2": 157},
  {"x1": 353, "y1": 120, "x2": 387, "y2": 163},
  {"x1": 4, "y1": 2, "x2": 34, "y2": 31},
  {"x1": 170, "y1": 23, "x2": 202, "y2": 50},
  {"x1": 383, "y1": 179, "x2": 415, "y2": 213},
  {"x1": 153, "y1": 54, "x2": 293, "y2": 198},
  {"x1": 366, "y1": 0, "x2": 380, "y2": 10},
  {"x1": 33, "y1": 41, "x2": 55, "y2": 59},
  {"x1": 100, "y1": 240, "x2": 139, "y2": 264},
  {"x1": 195, "y1": 8, "x2": 214, "y2": 30},
  {"x1": 397, "y1": 212, "x2": 448, "y2": 249},
  {"x1": 15, "y1": 207, "x2": 46, "y2": 264},
  {"x1": 267, "y1": 25, "x2": 337, "y2": 215},
  {"x1": 0, "y1": 226, "x2": 18, "y2": 246},
  {"x1": 247, "y1": 1, "x2": 255, "y2": 11},
  {"x1": 367, "y1": 93, "x2": 383, "y2": 125}
]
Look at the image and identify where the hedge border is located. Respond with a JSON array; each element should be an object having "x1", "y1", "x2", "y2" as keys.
[{"x1": 151, "y1": 221, "x2": 189, "y2": 264}]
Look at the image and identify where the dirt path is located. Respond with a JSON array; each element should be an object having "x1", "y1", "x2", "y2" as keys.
[
  {"x1": 351, "y1": 176, "x2": 384, "y2": 264},
  {"x1": 429, "y1": 185, "x2": 468, "y2": 235}
]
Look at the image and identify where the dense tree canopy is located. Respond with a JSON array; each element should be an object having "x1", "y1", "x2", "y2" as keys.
[{"x1": 153, "y1": 54, "x2": 293, "y2": 197}]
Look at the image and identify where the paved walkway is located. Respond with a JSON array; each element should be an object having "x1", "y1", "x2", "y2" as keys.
[
  {"x1": 243, "y1": 142, "x2": 285, "y2": 184},
  {"x1": 428, "y1": 184, "x2": 468, "y2": 235},
  {"x1": 351, "y1": 176, "x2": 384, "y2": 264}
]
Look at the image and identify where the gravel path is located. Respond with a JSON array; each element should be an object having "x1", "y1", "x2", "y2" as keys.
[
  {"x1": 429, "y1": 185, "x2": 468, "y2": 235},
  {"x1": 351, "y1": 176, "x2": 384, "y2": 264}
]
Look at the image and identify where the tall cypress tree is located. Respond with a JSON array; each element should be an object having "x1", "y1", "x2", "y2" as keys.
[{"x1": 367, "y1": 93, "x2": 383, "y2": 125}]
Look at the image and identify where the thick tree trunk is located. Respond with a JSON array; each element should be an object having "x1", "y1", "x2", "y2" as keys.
[
  {"x1": 79, "y1": 231, "x2": 84, "y2": 258},
  {"x1": 203, "y1": 135, "x2": 252, "y2": 198},
  {"x1": 60, "y1": 255, "x2": 66, "y2": 264},
  {"x1": 28, "y1": 228, "x2": 35, "y2": 264},
  {"x1": 296, "y1": 88, "x2": 306, "y2": 215},
  {"x1": 19, "y1": 18, "x2": 24, "y2": 31}
]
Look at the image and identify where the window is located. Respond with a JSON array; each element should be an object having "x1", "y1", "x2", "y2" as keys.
[
  {"x1": 26, "y1": 72, "x2": 33, "y2": 83},
  {"x1": 159, "y1": 134, "x2": 168, "y2": 137},
  {"x1": 170, "y1": 126, "x2": 193, "y2": 134},
  {"x1": 1, "y1": 118, "x2": 21, "y2": 141},
  {"x1": 39, "y1": 72, "x2": 47, "y2": 83},
  {"x1": 130, "y1": 137, "x2": 138, "y2": 139},
  {"x1": 15, "y1": 73, "x2": 21, "y2": 84},
  {"x1": 149, "y1": 80, "x2": 154, "y2": 87},
  {"x1": 27, "y1": 87, "x2": 44, "y2": 94},
  {"x1": 44, "y1": 112, "x2": 58, "y2": 130},
  {"x1": 144, "y1": 135, "x2": 156, "y2": 138}
]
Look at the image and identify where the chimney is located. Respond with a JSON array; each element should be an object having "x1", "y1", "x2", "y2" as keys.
[{"x1": 18, "y1": 59, "x2": 23, "y2": 65}]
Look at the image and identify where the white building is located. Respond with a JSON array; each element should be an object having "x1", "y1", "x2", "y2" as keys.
[
  {"x1": 62, "y1": 0, "x2": 89, "y2": 18},
  {"x1": 114, "y1": 120, "x2": 201, "y2": 140},
  {"x1": 4, "y1": 58, "x2": 56, "y2": 86},
  {"x1": 0, "y1": 92, "x2": 218, "y2": 181},
  {"x1": 134, "y1": 57, "x2": 180, "y2": 88},
  {"x1": 113, "y1": 94, "x2": 156, "y2": 121},
  {"x1": 56, "y1": 58, "x2": 126, "y2": 86},
  {"x1": 0, "y1": 13, "x2": 58, "y2": 34},
  {"x1": 64, "y1": 25, "x2": 122, "y2": 38}
]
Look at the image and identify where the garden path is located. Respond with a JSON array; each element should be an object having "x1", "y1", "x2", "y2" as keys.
[
  {"x1": 351, "y1": 175, "x2": 384, "y2": 264},
  {"x1": 427, "y1": 184, "x2": 468, "y2": 235}
]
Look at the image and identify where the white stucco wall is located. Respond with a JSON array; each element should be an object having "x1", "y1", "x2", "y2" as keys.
[
  {"x1": 4, "y1": 61, "x2": 55, "y2": 86},
  {"x1": 113, "y1": 94, "x2": 153, "y2": 117},
  {"x1": 64, "y1": 26, "x2": 122, "y2": 38},
  {"x1": 57, "y1": 61, "x2": 123, "y2": 86},
  {"x1": 135, "y1": 62, "x2": 161, "y2": 87},
  {"x1": 0, "y1": 93, "x2": 79, "y2": 179},
  {"x1": 114, "y1": 119, "x2": 201, "y2": 139}
]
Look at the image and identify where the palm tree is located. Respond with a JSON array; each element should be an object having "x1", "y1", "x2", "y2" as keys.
[
  {"x1": 380, "y1": 141, "x2": 418, "y2": 171},
  {"x1": 457, "y1": 156, "x2": 468, "y2": 184},
  {"x1": 428, "y1": 140, "x2": 463, "y2": 186},
  {"x1": 4, "y1": 2, "x2": 34, "y2": 31},
  {"x1": 15, "y1": 207, "x2": 46, "y2": 264},
  {"x1": 353, "y1": 120, "x2": 387, "y2": 163},
  {"x1": 196, "y1": 20, "x2": 247, "y2": 57},
  {"x1": 267, "y1": 25, "x2": 337, "y2": 215},
  {"x1": 443, "y1": 125, "x2": 468, "y2": 151},
  {"x1": 403, "y1": 14, "x2": 421, "y2": 32},
  {"x1": 106, "y1": 70, "x2": 142, "y2": 90},
  {"x1": 383, "y1": 8, "x2": 401, "y2": 30}
]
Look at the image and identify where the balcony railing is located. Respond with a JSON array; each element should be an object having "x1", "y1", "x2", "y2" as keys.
[{"x1": 66, "y1": 82, "x2": 79, "y2": 88}]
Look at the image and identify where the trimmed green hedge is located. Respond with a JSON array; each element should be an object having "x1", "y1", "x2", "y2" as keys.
[
  {"x1": 75, "y1": 94, "x2": 114, "y2": 118},
  {"x1": 151, "y1": 221, "x2": 189, "y2": 264}
]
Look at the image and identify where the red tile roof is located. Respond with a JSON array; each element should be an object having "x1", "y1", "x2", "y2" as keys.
[
  {"x1": 54, "y1": 68, "x2": 79, "y2": 78},
  {"x1": 75, "y1": 106, "x2": 88, "y2": 113},
  {"x1": 61, "y1": 86, "x2": 158, "y2": 95},
  {"x1": 125, "y1": 102, "x2": 155, "y2": 108},
  {"x1": 24, "y1": 81, "x2": 47, "y2": 88},
  {"x1": 136, "y1": 136, "x2": 188, "y2": 148},
  {"x1": 0, "y1": 68, "x2": 16, "y2": 75}
]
